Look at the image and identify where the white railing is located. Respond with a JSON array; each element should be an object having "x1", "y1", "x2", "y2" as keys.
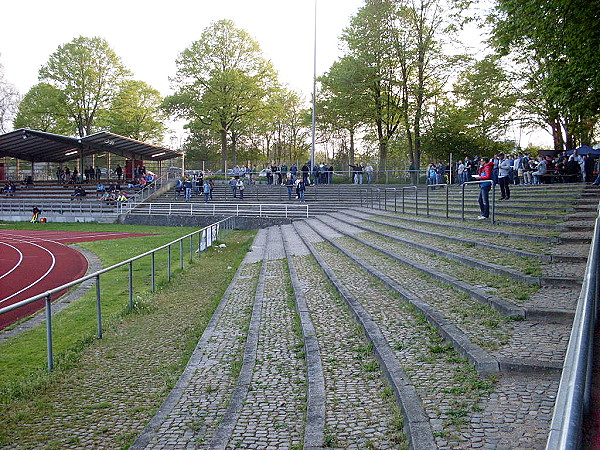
[{"x1": 121, "y1": 201, "x2": 310, "y2": 219}]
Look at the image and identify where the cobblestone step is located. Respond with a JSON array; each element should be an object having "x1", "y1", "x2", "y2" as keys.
[
  {"x1": 133, "y1": 229, "x2": 268, "y2": 448},
  {"x1": 282, "y1": 224, "x2": 415, "y2": 448},
  {"x1": 292, "y1": 219, "x2": 561, "y2": 448}
]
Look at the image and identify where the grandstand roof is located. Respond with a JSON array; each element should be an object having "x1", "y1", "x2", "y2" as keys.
[{"x1": 0, "y1": 129, "x2": 182, "y2": 163}]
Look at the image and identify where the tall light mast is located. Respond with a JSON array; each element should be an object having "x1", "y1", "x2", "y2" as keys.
[{"x1": 310, "y1": 0, "x2": 317, "y2": 178}]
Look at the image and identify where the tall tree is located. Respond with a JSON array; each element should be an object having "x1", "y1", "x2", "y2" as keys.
[
  {"x1": 318, "y1": 56, "x2": 368, "y2": 165},
  {"x1": 39, "y1": 36, "x2": 130, "y2": 137},
  {"x1": 13, "y1": 83, "x2": 72, "y2": 134},
  {"x1": 490, "y1": 0, "x2": 600, "y2": 149},
  {"x1": 164, "y1": 19, "x2": 277, "y2": 168},
  {"x1": 341, "y1": 0, "x2": 403, "y2": 173},
  {"x1": 0, "y1": 57, "x2": 19, "y2": 133},
  {"x1": 100, "y1": 80, "x2": 166, "y2": 144},
  {"x1": 452, "y1": 56, "x2": 516, "y2": 141},
  {"x1": 337, "y1": 0, "x2": 463, "y2": 172}
]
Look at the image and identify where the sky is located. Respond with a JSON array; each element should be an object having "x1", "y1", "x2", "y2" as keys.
[
  {"x1": 0, "y1": 0, "x2": 551, "y2": 148},
  {"x1": 1, "y1": 0, "x2": 362, "y2": 109}
]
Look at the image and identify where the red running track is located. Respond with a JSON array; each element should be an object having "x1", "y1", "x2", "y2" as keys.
[{"x1": 0, "y1": 229, "x2": 153, "y2": 330}]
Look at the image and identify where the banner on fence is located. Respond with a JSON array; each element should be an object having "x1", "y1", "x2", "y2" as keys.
[{"x1": 199, "y1": 223, "x2": 220, "y2": 252}]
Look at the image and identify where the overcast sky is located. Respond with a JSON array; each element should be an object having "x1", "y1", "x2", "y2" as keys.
[
  {"x1": 1, "y1": 0, "x2": 362, "y2": 103},
  {"x1": 0, "y1": 0, "x2": 550, "y2": 147}
]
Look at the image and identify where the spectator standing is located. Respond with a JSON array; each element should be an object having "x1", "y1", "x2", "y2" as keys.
[
  {"x1": 115, "y1": 164, "x2": 123, "y2": 181},
  {"x1": 497, "y1": 153, "x2": 511, "y2": 200},
  {"x1": 472, "y1": 157, "x2": 493, "y2": 220},
  {"x1": 365, "y1": 163, "x2": 374, "y2": 184},
  {"x1": 457, "y1": 160, "x2": 465, "y2": 185},
  {"x1": 203, "y1": 179, "x2": 211, "y2": 202},
  {"x1": 436, "y1": 162, "x2": 445, "y2": 185},
  {"x1": 285, "y1": 174, "x2": 294, "y2": 200},
  {"x1": 328, "y1": 164, "x2": 334, "y2": 184},
  {"x1": 183, "y1": 177, "x2": 192, "y2": 201},
  {"x1": 209, "y1": 178, "x2": 215, "y2": 200},
  {"x1": 301, "y1": 163, "x2": 310, "y2": 185}
]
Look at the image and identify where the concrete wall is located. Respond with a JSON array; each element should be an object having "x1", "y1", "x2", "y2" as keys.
[{"x1": 117, "y1": 214, "x2": 294, "y2": 229}]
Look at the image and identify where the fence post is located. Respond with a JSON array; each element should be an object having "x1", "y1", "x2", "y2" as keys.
[
  {"x1": 96, "y1": 275, "x2": 102, "y2": 339},
  {"x1": 46, "y1": 294, "x2": 54, "y2": 372},
  {"x1": 190, "y1": 235, "x2": 194, "y2": 261}
]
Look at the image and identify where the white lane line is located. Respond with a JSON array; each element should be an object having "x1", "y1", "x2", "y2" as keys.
[
  {"x1": 0, "y1": 240, "x2": 57, "y2": 304},
  {"x1": 0, "y1": 242, "x2": 24, "y2": 279}
]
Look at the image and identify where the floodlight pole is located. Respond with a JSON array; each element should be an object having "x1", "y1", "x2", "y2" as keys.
[{"x1": 310, "y1": 0, "x2": 317, "y2": 178}]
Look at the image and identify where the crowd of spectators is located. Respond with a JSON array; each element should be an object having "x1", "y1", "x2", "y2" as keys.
[{"x1": 451, "y1": 150, "x2": 599, "y2": 186}]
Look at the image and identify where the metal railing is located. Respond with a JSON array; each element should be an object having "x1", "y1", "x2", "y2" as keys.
[
  {"x1": 426, "y1": 184, "x2": 449, "y2": 218},
  {"x1": 121, "y1": 201, "x2": 309, "y2": 219},
  {"x1": 0, "y1": 217, "x2": 236, "y2": 371},
  {"x1": 381, "y1": 186, "x2": 419, "y2": 215},
  {"x1": 0, "y1": 200, "x2": 119, "y2": 215},
  {"x1": 546, "y1": 207, "x2": 600, "y2": 449}
]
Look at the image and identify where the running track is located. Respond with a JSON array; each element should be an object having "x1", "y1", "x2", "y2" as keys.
[{"x1": 0, "y1": 229, "x2": 153, "y2": 330}]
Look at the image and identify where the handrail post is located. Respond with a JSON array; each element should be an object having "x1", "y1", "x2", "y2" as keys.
[
  {"x1": 384, "y1": 189, "x2": 387, "y2": 211},
  {"x1": 415, "y1": 187, "x2": 419, "y2": 216},
  {"x1": 96, "y1": 275, "x2": 102, "y2": 339},
  {"x1": 462, "y1": 183, "x2": 466, "y2": 221},
  {"x1": 167, "y1": 245, "x2": 172, "y2": 282},
  {"x1": 151, "y1": 252, "x2": 156, "y2": 293},
  {"x1": 446, "y1": 185, "x2": 449, "y2": 219},
  {"x1": 128, "y1": 261, "x2": 133, "y2": 310},
  {"x1": 491, "y1": 183, "x2": 496, "y2": 224},
  {"x1": 180, "y1": 240, "x2": 184, "y2": 271},
  {"x1": 46, "y1": 294, "x2": 53, "y2": 372},
  {"x1": 190, "y1": 235, "x2": 194, "y2": 261}
]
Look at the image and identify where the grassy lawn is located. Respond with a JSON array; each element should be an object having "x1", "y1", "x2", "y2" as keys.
[{"x1": 0, "y1": 222, "x2": 255, "y2": 416}]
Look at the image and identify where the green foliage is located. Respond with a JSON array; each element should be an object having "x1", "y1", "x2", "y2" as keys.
[
  {"x1": 489, "y1": 0, "x2": 600, "y2": 149},
  {"x1": 164, "y1": 20, "x2": 279, "y2": 166},
  {"x1": 13, "y1": 83, "x2": 72, "y2": 134},
  {"x1": 98, "y1": 80, "x2": 166, "y2": 144},
  {"x1": 39, "y1": 36, "x2": 131, "y2": 137}
]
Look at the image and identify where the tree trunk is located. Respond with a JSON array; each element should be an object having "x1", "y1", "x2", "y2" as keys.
[{"x1": 220, "y1": 129, "x2": 228, "y2": 170}]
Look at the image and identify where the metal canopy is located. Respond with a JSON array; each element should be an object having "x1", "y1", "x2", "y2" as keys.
[{"x1": 0, "y1": 129, "x2": 182, "y2": 163}]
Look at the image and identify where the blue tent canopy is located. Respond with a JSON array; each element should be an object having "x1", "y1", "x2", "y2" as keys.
[{"x1": 566, "y1": 145, "x2": 600, "y2": 156}]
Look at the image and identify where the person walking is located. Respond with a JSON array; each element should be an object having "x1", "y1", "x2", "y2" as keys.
[
  {"x1": 285, "y1": 174, "x2": 294, "y2": 200},
  {"x1": 295, "y1": 177, "x2": 306, "y2": 201},
  {"x1": 236, "y1": 178, "x2": 245, "y2": 199},
  {"x1": 472, "y1": 157, "x2": 494, "y2": 220},
  {"x1": 229, "y1": 177, "x2": 238, "y2": 198}
]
